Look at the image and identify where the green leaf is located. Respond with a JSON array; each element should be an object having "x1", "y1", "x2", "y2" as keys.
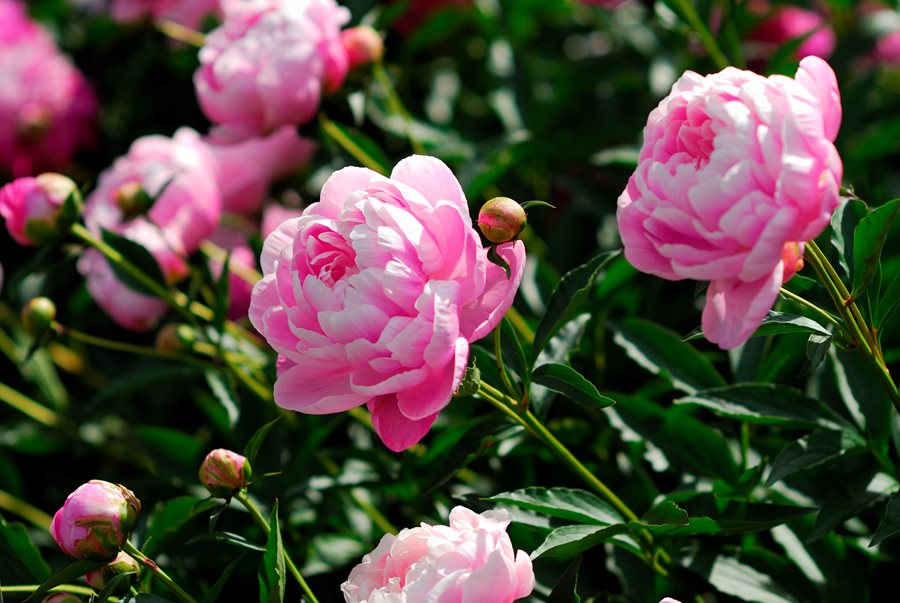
[
  {"x1": 876, "y1": 268, "x2": 900, "y2": 327},
  {"x1": 809, "y1": 487, "x2": 883, "y2": 543},
  {"x1": 500, "y1": 316, "x2": 530, "y2": 383},
  {"x1": 487, "y1": 487, "x2": 622, "y2": 525},
  {"x1": 687, "y1": 554, "x2": 797, "y2": 603},
  {"x1": 613, "y1": 319, "x2": 726, "y2": 394},
  {"x1": 243, "y1": 417, "x2": 281, "y2": 465},
  {"x1": 831, "y1": 347, "x2": 892, "y2": 445},
  {"x1": 0, "y1": 515, "x2": 50, "y2": 581},
  {"x1": 850, "y1": 198, "x2": 900, "y2": 302},
  {"x1": 871, "y1": 490, "x2": 900, "y2": 547},
  {"x1": 531, "y1": 363, "x2": 615, "y2": 409},
  {"x1": 830, "y1": 198, "x2": 867, "y2": 278},
  {"x1": 205, "y1": 370, "x2": 240, "y2": 429},
  {"x1": 186, "y1": 531, "x2": 266, "y2": 552},
  {"x1": 766, "y1": 430, "x2": 865, "y2": 486},
  {"x1": 532, "y1": 251, "x2": 620, "y2": 361},
  {"x1": 675, "y1": 383, "x2": 848, "y2": 430},
  {"x1": 96, "y1": 570, "x2": 138, "y2": 601},
  {"x1": 24, "y1": 559, "x2": 108, "y2": 601},
  {"x1": 259, "y1": 501, "x2": 285, "y2": 603},
  {"x1": 546, "y1": 556, "x2": 582, "y2": 603},
  {"x1": 531, "y1": 524, "x2": 627, "y2": 559},
  {"x1": 143, "y1": 496, "x2": 218, "y2": 557},
  {"x1": 134, "y1": 425, "x2": 202, "y2": 468},
  {"x1": 319, "y1": 116, "x2": 391, "y2": 175},
  {"x1": 487, "y1": 245, "x2": 512, "y2": 279},
  {"x1": 120, "y1": 596, "x2": 176, "y2": 603},
  {"x1": 641, "y1": 500, "x2": 688, "y2": 526},
  {"x1": 100, "y1": 228, "x2": 168, "y2": 296},
  {"x1": 201, "y1": 552, "x2": 247, "y2": 603},
  {"x1": 631, "y1": 501, "x2": 813, "y2": 537},
  {"x1": 684, "y1": 311, "x2": 832, "y2": 341},
  {"x1": 213, "y1": 250, "x2": 232, "y2": 333}
]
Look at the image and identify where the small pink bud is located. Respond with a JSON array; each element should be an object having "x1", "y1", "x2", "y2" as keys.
[
  {"x1": 41, "y1": 594, "x2": 82, "y2": 603},
  {"x1": 85, "y1": 551, "x2": 141, "y2": 592},
  {"x1": 477, "y1": 197, "x2": 526, "y2": 243},
  {"x1": 50, "y1": 480, "x2": 142, "y2": 561},
  {"x1": 341, "y1": 26, "x2": 384, "y2": 70},
  {"x1": 114, "y1": 181, "x2": 154, "y2": 219},
  {"x1": 21, "y1": 297, "x2": 57, "y2": 335},
  {"x1": 781, "y1": 242, "x2": 805, "y2": 284},
  {"x1": 199, "y1": 449, "x2": 251, "y2": 498},
  {"x1": 0, "y1": 173, "x2": 79, "y2": 246}
]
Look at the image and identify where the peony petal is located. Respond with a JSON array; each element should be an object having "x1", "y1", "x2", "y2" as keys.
[
  {"x1": 459, "y1": 242, "x2": 526, "y2": 342},
  {"x1": 702, "y1": 264, "x2": 783, "y2": 349},
  {"x1": 389, "y1": 155, "x2": 468, "y2": 221},
  {"x1": 795, "y1": 56, "x2": 841, "y2": 142},
  {"x1": 368, "y1": 394, "x2": 440, "y2": 451},
  {"x1": 274, "y1": 364, "x2": 368, "y2": 414},
  {"x1": 312, "y1": 166, "x2": 385, "y2": 219}
]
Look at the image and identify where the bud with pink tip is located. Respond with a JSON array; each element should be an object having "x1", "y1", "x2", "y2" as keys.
[
  {"x1": 341, "y1": 26, "x2": 384, "y2": 70},
  {"x1": 41, "y1": 594, "x2": 81, "y2": 603},
  {"x1": 50, "y1": 480, "x2": 141, "y2": 561},
  {"x1": 0, "y1": 173, "x2": 79, "y2": 246},
  {"x1": 85, "y1": 551, "x2": 141, "y2": 592},
  {"x1": 478, "y1": 196, "x2": 527, "y2": 244},
  {"x1": 199, "y1": 449, "x2": 251, "y2": 498}
]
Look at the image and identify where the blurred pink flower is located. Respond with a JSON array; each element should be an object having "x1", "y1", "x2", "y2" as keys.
[
  {"x1": 261, "y1": 202, "x2": 302, "y2": 238},
  {"x1": 111, "y1": 0, "x2": 222, "y2": 29},
  {"x1": 617, "y1": 57, "x2": 842, "y2": 349},
  {"x1": 0, "y1": 173, "x2": 77, "y2": 246},
  {"x1": 194, "y1": 0, "x2": 351, "y2": 140},
  {"x1": 392, "y1": 0, "x2": 470, "y2": 36},
  {"x1": 205, "y1": 126, "x2": 314, "y2": 215},
  {"x1": 875, "y1": 30, "x2": 900, "y2": 65},
  {"x1": 79, "y1": 128, "x2": 222, "y2": 330},
  {"x1": 250, "y1": 155, "x2": 525, "y2": 451},
  {"x1": 0, "y1": 0, "x2": 97, "y2": 177},
  {"x1": 208, "y1": 223, "x2": 258, "y2": 320},
  {"x1": 50, "y1": 480, "x2": 141, "y2": 561},
  {"x1": 341, "y1": 506, "x2": 534, "y2": 602},
  {"x1": 747, "y1": 3, "x2": 836, "y2": 61}
]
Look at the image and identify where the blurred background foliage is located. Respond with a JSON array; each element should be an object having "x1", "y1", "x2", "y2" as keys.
[{"x1": 5, "y1": 0, "x2": 900, "y2": 601}]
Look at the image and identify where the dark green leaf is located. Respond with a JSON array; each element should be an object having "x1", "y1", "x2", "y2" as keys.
[
  {"x1": 532, "y1": 251, "x2": 620, "y2": 361},
  {"x1": 876, "y1": 269, "x2": 900, "y2": 327},
  {"x1": 613, "y1": 319, "x2": 726, "y2": 394},
  {"x1": 687, "y1": 554, "x2": 797, "y2": 603},
  {"x1": 830, "y1": 198, "x2": 867, "y2": 278},
  {"x1": 631, "y1": 501, "x2": 813, "y2": 537},
  {"x1": 259, "y1": 501, "x2": 285, "y2": 603},
  {"x1": 144, "y1": 496, "x2": 218, "y2": 557},
  {"x1": 531, "y1": 524, "x2": 627, "y2": 559},
  {"x1": 243, "y1": 417, "x2": 281, "y2": 465},
  {"x1": 205, "y1": 370, "x2": 240, "y2": 429},
  {"x1": 487, "y1": 245, "x2": 512, "y2": 279},
  {"x1": 531, "y1": 363, "x2": 615, "y2": 409},
  {"x1": 0, "y1": 515, "x2": 50, "y2": 581},
  {"x1": 641, "y1": 501, "x2": 688, "y2": 526},
  {"x1": 134, "y1": 425, "x2": 202, "y2": 468},
  {"x1": 24, "y1": 559, "x2": 108, "y2": 601},
  {"x1": 675, "y1": 383, "x2": 848, "y2": 430},
  {"x1": 213, "y1": 250, "x2": 232, "y2": 333},
  {"x1": 96, "y1": 570, "x2": 138, "y2": 601},
  {"x1": 487, "y1": 487, "x2": 622, "y2": 525},
  {"x1": 766, "y1": 430, "x2": 865, "y2": 486},
  {"x1": 500, "y1": 316, "x2": 530, "y2": 384},
  {"x1": 186, "y1": 531, "x2": 266, "y2": 552},
  {"x1": 100, "y1": 228, "x2": 168, "y2": 296},
  {"x1": 520, "y1": 200, "x2": 555, "y2": 210},
  {"x1": 319, "y1": 116, "x2": 391, "y2": 175},
  {"x1": 546, "y1": 556, "x2": 582, "y2": 603},
  {"x1": 684, "y1": 311, "x2": 832, "y2": 340},
  {"x1": 871, "y1": 490, "x2": 900, "y2": 547},
  {"x1": 850, "y1": 198, "x2": 900, "y2": 302},
  {"x1": 201, "y1": 552, "x2": 247, "y2": 603},
  {"x1": 831, "y1": 347, "x2": 892, "y2": 445},
  {"x1": 119, "y1": 596, "x2": 176, "y2": 603},
  {"x1": 809, "y1": 488, "x2": 883, "y2": 542}
]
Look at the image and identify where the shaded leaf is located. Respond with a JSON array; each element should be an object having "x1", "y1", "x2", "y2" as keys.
[
  {"x1": 531, "y1": 524, "x2": 627, "y2": 559},
  {"x1": 100, "y1": 228, "x2": 167, "y2": 296},
  {"x1": 871, "y1": 490, "x2": 900, "y2": 547},
  {"x1": 259, "y1": 501, "x2": 285, "y2": 603},
  {"x1": 766, "y1": 430, "x2": 865, "y2": 486},
  {"x1": 205, "y1": 370, "x2": 240, "y2": 429},
  {"x1": 243, "y1": 417, "x2": 281, "y2": 465},
  {"x1": 0, "y1": 515, "x2": 50, "y2": 581},
  {"x1": 531, "y1": 363, "x2": 615, "y2": 410},
  {"x1": 488, "y1": 487, "x2": 622, "y2": 525},
  {"x1": 201, "y1": 552, "x2": 247, "y2": 603},
  {"x1": 684, "y1": 311, "x2": 831, "y2": 340},
  {"x1": 186, "y1": 531, "x2": 266, "y2": 552},
  {"x1": 546, "y1": 556, "x2": 582, "y2": 603},
  {"x1": 850, "y1": 198, "x2": 900, "y2": 302},
  {"x1": 25, "y1": 559, "x2": 107, "y2": 601}
]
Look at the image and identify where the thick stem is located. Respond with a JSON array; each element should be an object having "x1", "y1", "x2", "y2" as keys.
[
  {"x1": 122, "y1": 541, "x2": 198, "y2": 603},
  {"x1": 235, "y1": 491, "x2": 320, "y2": 603},
  {"x1": 319, "y1": 114, "x2": 389, "y2": 176}
]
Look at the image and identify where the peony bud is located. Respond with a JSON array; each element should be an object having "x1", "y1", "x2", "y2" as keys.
[
  {"x1": 50, "y1": 480, "x2": 141, "y2": 561},
  {"x1": 341, "y1": 26, "x2": 384, "y2": 70},
  {"x1": 114, "y1": 181, "x2": 154, "y2": 219},
  {"x1": 477, "y1": 196, "x2": 526, "y2": 243},
  {"x1": 84, "y1": 551, "x2": 140, "y2": 593},
  {"x1": 199, "y1": 449, "x2": 251, "y2": 498},
  {"x1": 21, "y1": 297, "x2": 57, "y2": 335},
  {"x1": 41, "y1": 594, "x2": 82, "y2": 603},
  {"x1": 0, "y1": 173, "x2": 79, "y2": 246},
  {"x1": 154, "y1": 323, "x2": 185, "y2": 353}
]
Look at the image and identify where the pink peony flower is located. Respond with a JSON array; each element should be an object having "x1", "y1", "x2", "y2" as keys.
[
  {"x1": 250, "y1": 155, "x2": 525, "y2": 451},
  {"x1": 78, "y1": 127, "x2": 222, "y2": 330},
  {"x1": 0, "y1": 0, "x2": 97, "y2": 177},
  {"x1": 194, "y1": 0, "x2": 351, "y2": 140},
  {"x1": 50, "y1": 480, "x2": 141, "y2": 561},
  {"x1": 875, "y1": 30, "x2": 900, "y2": 65},
  {"x1": 205, "y1": 126, "x2": 315, "y2": 215},
  {"x1": 341, "y1": 506, "x2": 534, "y2": 602},
  {"x1": 110, "y1": 0, "x2": 222, "y2": 30},
  {"x1": 0, "y1": 173, "x2": 78, "y2": 246},
  {"x1": 747, "y1": 4, "x2": 836, "y2": 61},
  {"x1": 261, "y1": 202, "x2": 302, "y2": 238},
  {"x1": 617, "y1": 57, "x2": 842, "y2": 349}
]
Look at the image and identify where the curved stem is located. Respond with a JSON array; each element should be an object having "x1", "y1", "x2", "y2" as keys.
[
  {"x1": 235, "y1": 490, "x2": 320, "y2": 603},
  {"x1": 0, "y1": 585, "x2": 101, "y2": 597},
  {"x1": 122, "y1": 541, "x2": 198, "y2": 603},
  {"x1": 319, "y1": 114, "x2": 389, "y2": 176},
  {"x1": 372, "y1": 61, "x2": 426, "y2": 155},
  {"x1": 778, "y1": 287, "x2": 843, "y2": 331},
  {"x1": 668, "y1": 0, "x2": 730, "y2": 69}
]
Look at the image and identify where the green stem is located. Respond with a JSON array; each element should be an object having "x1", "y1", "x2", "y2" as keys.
[
  {"x1": 0, "y1": 489, "x2": 53, "y2": 529},
  {"x1": 0, "y1": 585, "x2": 102, "y2": 597},
  {"x1": 0, "y1": 381, "x2": 71, "y2": 430},
  {"x1": 669, "y1": 0, "x2": 730, "y2": 69},
  {"x1": 778, "y1": 287, "x2": 843, "y2": 331},
  {"x1": 493, "y1": 326, "x2": 522, "y2": 400},
  {"x1": 122, "y1": 541, "x2": 198, "y2": 603},
  {"x1": 319, "y1": 114, "x2": 389, "y2": 175},
  {"x1": 505, "y1": 306, "x2": 534, "y2": 345},
  {"x1": 235, "y1": 490, "x2": 320, "y2": 603},
  {"x1": 156, "y1": 19, "x2": 205, "y2": 46},
  {"x1": 804, "y1": 241, "x2": 900, "y2": 414},
  {"x1": 372, "y1": 62, "x2": 426, "y2": 155}
]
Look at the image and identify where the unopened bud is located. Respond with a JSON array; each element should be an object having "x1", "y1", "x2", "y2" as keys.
[
  {"x1": 41, "y1": 594, "x2": 81, "y2": 603},
  {"x1": 781, "y1": 242, "x2": 805, "y2": 284},
  {"x1": 155, "y1": 323, "x2": 184, "y2": 353},
  {"x1": 477, "y1": 197, "x2": 526, "y2": 244},
  {"x1": 50, "y1": 480, "x2": 142, "y2": 561},
  {"x1": 115, "y1": 182, "x2": 154, "y2": 219},
  {"x1": 341, "y1": 26, "x2": 384, "y2": 70},
  {"x1": 0, "y1": 173, "x2": 80, "y2": 246},
  {"x1": 199, "y1": 449, "x2": 252, "y2": 498},
  {"x1": 22, "y1": 297, "x2": 57, "y2": 335},
  {"x1": 85, "y1": 551, "x2": 140, "y2": 592}
]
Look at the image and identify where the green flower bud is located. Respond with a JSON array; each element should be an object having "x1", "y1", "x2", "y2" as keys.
[
  {"x1": 84, "y1": 551, "x2": 140, "y2": 593},
  {"x1": 22, "y1": 297, "x2": 56, "y2": 335},
  {"x1": 477, "y1": 197, "x2": 526, "y2": 244}
]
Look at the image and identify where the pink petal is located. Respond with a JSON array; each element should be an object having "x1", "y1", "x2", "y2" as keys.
[
  {"x1": 390, "y1": 155, "x2": 468, "y2": 221},
  {"x1": 795, "y1": 56, "x2": 841, "y2": 142},
  {"x1": 459, "y1": 241, "x2": 526, "y2": 342},
  {"x1": 702, "y1": 265, "x2": 783, "y2": 349},
  {"x1": 368, "y1": 394, "x2": 440, "y2": 451},
  {"x1": 274, "y1": 364, "x2": 368, "y2": 414}
]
